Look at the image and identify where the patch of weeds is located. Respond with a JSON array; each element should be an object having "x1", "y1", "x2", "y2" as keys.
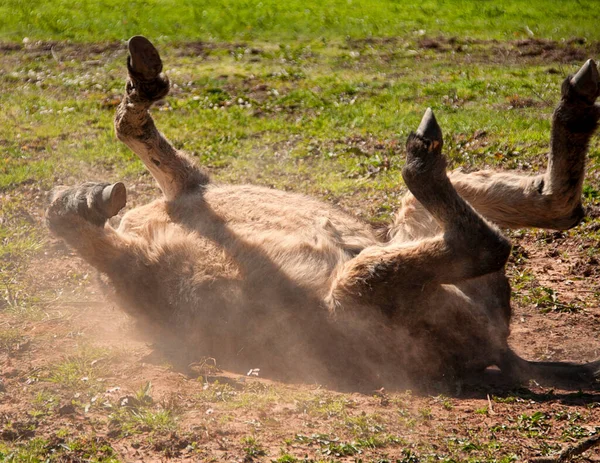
[
  {"x1": 273, "y1": 453, "x2": 299, "y2": 463},
  {"x1": 1, "y1": 435, "x2": 117, "y2": 462},
  {"x1": 344, "y1": 413, "x2": 386, "y2": 437},
  {"x1": 355, "y1": 434, "x2": 404, "y2": 449},
  {"x1": 434, "y1": 395, "x2": 454, "y2": 410},
  {"x1": 0, "y1": 419, "x2": 37, "y2": 441},
  {"x1": 554, "y1": 410, "x2": 582, "y2": 422},
  {"x1": 509, "y1": 243, "x2": 530, "y2": 266},
  {"x1": 562, "y1": 424, "x2": 591, "y2": 440},
  {"x1": 57, "y1": 436, "x2": 119, "y2": 462},
  {"x1": 419, "y1": 407, "x2": 433, "y2": 420},
  {"x1": 55, "y1": 428, "x2": 71, "y2": 439},
  {"x1": 397, "y1": 408, "x2": 417, "y2": 429},
  {"x1": 397, "y1": 448, "x2": 420, "y2": 463},
  {"x1": 46, "y1": 346, "x2": 112, "y2": 391},
  {"x1": 197, "y1": 381, "x2": 238, "y2": 403},
  {"x1": 134, "y1": 381, "x2": 154, "y2": 406},
  {"x1": 492, "y1": 395, "x2": 517, "y2": 404},
  {"x1": 295, "y1": 393, "x2": 352, "y2": 418},
  {"x1": 322, "y1": 440, "x2": 360, "y2": 457},
  {"x1": 0, "y1": 197, "x2": 45, "y2": 318},
  {"x1": 295, "y1": 432, "x2": 400, "y2": 457},
  {"x1": 583, "y1": 183, "x2": 599, "y2": 200},
  {"x1": 449, "y1": 436, "x2": 484, "y2": 453},
  {"x1": 511, "y1": 268, "x2": 536, "y2": 293},
  {"x1": 29, "y1": 391, "x2": 59, "y2": 418},
  {"x1": 128, "y1": 408, "x2": 177, "y2": 433},
  {"x1": 0, "y1": 438, "x2": 49, "y2": 462},
  {"x1": 295, "y1": 433, "x2": 357, "y2": 457},
  {"x1": 497, "y1": 455, "x2": 519, "y2": 463},
  {"x1": 390, "y1": 390, "x2": 412, "y2": 408},
  {"x1": 0, "y1": 328, "x2": 28, "y2": 356},
  {"x1": 232, "y1": 381, "x2": 282, "y2": 409},
  {"x1": 490, "y1": 424, "x2": 509, "y2": 440},
  {"x1": 516, "y1": 411, "x2": 550, "y2": 438},
  {"x1": 108, "y1": 382, "x2": 178, "y2": 436},
  {"x1": 241, "y1": 436, "x2": 267, "y2": 458},
  {"x1": 527, "y1": 286, "x2": 582, "y2": 313}
]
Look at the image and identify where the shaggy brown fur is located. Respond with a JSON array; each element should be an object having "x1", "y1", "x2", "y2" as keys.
[{"x1": 47, "y1": 37, "x2": 600, "y2": 389}]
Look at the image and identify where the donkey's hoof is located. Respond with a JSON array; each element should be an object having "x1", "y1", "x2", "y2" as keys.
[
  {"x1": 416, "y1": 107, "x2": 443, "y2": 150},
  {"x1": 47, "y1": 182, "x2": 127, "y2": 230},
  {"x1": 403, "y1": 108, "x2": 446, "y2": 184},
  {"x1": 125, "y1": 36, "x2": 170, "y2": 102},
  {"x1": 128, "y1": 36, "x2": 163, "y2": 81},
  {"x1": 101, "y1": 182, "x2": 127, "y2": 219},
  {"x1": 569, "y1": 59, "x2": 600, "y2": 102}
]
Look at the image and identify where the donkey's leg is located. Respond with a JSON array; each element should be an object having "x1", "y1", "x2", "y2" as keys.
[
  {"x1": 390, "y1": 59, "x2": 600, "y2": 240},
  {"x1": 327, "y1": 110, "x2": 511, "y2": 315},
  {"x1": 46, "y1": 182, "x2": 138, "y2": 274},
  {"x1": 114, "y1": 36, "x2": 209, "y2": 200},
  {"x1": 46, "y1": 182, "x2": 176, "y2": 324}
]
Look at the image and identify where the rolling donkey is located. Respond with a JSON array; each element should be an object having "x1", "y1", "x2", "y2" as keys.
[{"x1": 47, "y1": 37, "x2": 600, "y2": 388}]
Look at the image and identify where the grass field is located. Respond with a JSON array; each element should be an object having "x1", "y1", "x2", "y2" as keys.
[
  {"x1": 2, "y1": 0, "x2": 600, "y2": 43},
  {"x1": 1, "y1": 1, "x2": 600, "y2": 462}
]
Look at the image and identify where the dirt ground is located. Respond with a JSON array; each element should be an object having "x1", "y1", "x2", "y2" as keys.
[{"x1": 1, "y1": 181, "x2": 599, "y2": 463}]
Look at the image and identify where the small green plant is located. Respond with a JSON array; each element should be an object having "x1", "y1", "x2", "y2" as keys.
[
  {"x1": 527, "y1": 286, "x2": 582, "y2": 313},
  {"x1": 0, "y1": 328, "x2": 27, "y2": 355},
  {"x1": 107, "y1": 381, "x2": 178, "y2": 436},
  {"x1": 419, "y1": 407, "x2": 433, "y2": 420},
  {"x1": 562, "y1": 424, "x2": 591, "y2": 440},
  {"x1": 435, "y1": 395, "x2": 454, "y2": 411},
  {"x1": 398, "y1": 448, "x2": 419, "y2": 463},
  {"x1": 47, "y1": 347, "x2": 111, "y2": 390},
  {"x1": 130, "y1": 408, "x2": 177, "y2": 432},
  {"x1": 345, "y1": 413, "x2": 386, "y2": 437},
  {"x1": 197, "y1": 381, "x2": 237, "y2": 403},
  {"x1": 474, "y1": 405, "x2": 488, "y2": 415},
  {"x1": 295, "y1": 393, "x2": 351, "y2": 418},
  {"x1": 516, "y1": 411, "x2": 550, "y2": 438},
  {"x1": 135, "y1": 381, "x2": 154, "y2": 406},
  {"x1": 321, "y1": 440, "x2": 359, "y2": 457},
  {"x1": 492, "y1": 395, "x2": 516, "y2": 404},
  {"x1": 274, "y1": 453, "x2": 298, "y2": 463},
  {"x1": 241, "y1": 436, "x2": 267, "y2": 458}
]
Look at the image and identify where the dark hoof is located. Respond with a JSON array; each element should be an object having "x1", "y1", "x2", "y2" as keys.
[
  {"x1": 570, "y1": 59, "x2": 599, "y2": 102},
  {"x1": 128, "y1": 36, "x2": 163, "y2": 82},
  {"x1": 416, "y1": 107, "x2": 443, "y2": 148}
]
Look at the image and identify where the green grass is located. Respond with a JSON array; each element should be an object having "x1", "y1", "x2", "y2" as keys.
[
  {"x1": 2, "y1": 0, "x2": 600, "y2": 43},
  {"x1": 3, "y1": 36, "x2": 598, "y2": 218},
  {"x1": 107, "y1": 382, "x2": 179, "y2": 437},
  {"x1": 0, "y1": 436, "x2": 120, "y2": 463},
  {"x1": 45, "y1": 347, "x2": 115, "y2": 391}
]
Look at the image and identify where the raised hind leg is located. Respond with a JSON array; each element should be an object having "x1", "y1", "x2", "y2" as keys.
[
  {"x1": 114, "y1": 36, "x2": 208, "y2": 200},
  {"x1": 390, "y1": 59, "x2": 600, "y2": 241},
  {"x1": 327, "y1": 110, "x2": 511, "y2": 316}
]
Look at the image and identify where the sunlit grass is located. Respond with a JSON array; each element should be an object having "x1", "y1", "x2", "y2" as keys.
[{"x1": 1, "y1": 0, "x2": 600, "y2": 43}]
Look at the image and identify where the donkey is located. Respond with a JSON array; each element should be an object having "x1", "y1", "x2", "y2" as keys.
[{"x1": 47, "y1": 36, "x2": 600, "y2": 388}]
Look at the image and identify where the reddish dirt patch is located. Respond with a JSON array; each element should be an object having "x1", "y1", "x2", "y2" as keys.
[{"x1": 2, "y1": 192, "x2": 600, "y2": 461}]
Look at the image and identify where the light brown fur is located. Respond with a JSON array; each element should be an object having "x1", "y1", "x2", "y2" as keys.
[{"x1": 46, "y1": 38, "x2": 600, "y2": 389}]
